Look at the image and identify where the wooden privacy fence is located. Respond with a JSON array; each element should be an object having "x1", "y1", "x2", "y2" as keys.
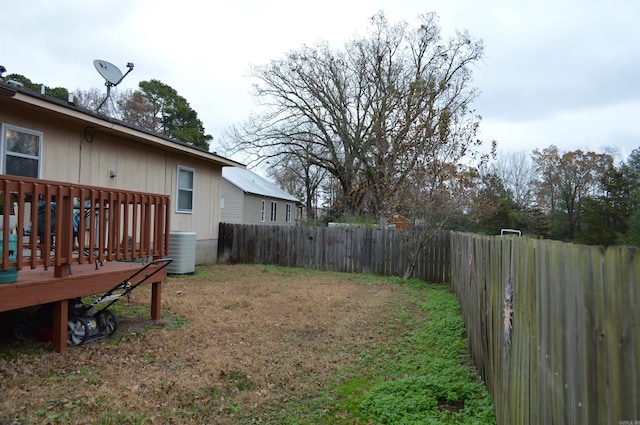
[
  {"x1": 450, "y1": 232, "x2": 639, "y2": 425},
  {"x1": 218, "y1": 223, "x2": 450, "y2": 283}
]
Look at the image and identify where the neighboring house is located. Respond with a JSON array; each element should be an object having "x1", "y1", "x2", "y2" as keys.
[
  {"x1": 388, "y1": 213, "x2": 411, "y2": 230},
  {"x1": 221, "y1": 167, "x2": 301, "y2": 225},
  {"x1": 0, "y1": 81, "x2": 243, "y2": 264}
]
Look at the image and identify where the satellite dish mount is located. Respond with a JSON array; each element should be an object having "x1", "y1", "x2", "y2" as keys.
[{"x1": 93, "y1": 59, "x2": 134, "y2": 112}]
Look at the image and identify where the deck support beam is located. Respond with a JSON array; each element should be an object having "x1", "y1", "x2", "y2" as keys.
[
  {"x1": 52, "y1": 299, "x2": 68, "y2": 353},
  {"x1": 151, "y1": 281, "x2": 162, "y2": 320}
]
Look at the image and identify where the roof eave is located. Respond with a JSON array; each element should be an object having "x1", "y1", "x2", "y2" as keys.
[{"x1": 4, "y1": 83, "x2": 245, "y2": 168}]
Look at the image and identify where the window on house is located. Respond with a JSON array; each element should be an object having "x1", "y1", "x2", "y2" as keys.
[
  {"x1": 1, "y1": 124, "x2": 42, "y2": 178},
  {"x1": 270, "y1": 201, "x2": 277, "y2": 222},
  {"x1": 261, "y1": 200, "x2": 265, "y2": 222},
  {"x1": 176, "y1": 165, "x2": 194, "y2": 213},
  {"x1": 286, "y1": 203, "x2": 292, "y2": 222}
]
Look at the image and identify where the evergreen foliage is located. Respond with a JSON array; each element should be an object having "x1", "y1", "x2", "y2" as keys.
[{"x1": 3, "y1": 73, "x2": 69, "y2": 102}]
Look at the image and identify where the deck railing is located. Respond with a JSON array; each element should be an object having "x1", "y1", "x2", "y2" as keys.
[{"x1": 0, "y1": 175, "x2": 171, "y2": 275}]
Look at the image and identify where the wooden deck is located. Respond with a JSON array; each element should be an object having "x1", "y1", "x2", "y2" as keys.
[
  {"x1": 0, "y1": 260, "x2": 168, "y2": 352},
  {"x1": 0, "y1": 175, "x2": 171, "y2": 353}
]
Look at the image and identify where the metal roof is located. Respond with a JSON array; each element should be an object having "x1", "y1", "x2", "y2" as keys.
[{"x1": 222, "y1": 167, "x2": 300, "y2": 203}]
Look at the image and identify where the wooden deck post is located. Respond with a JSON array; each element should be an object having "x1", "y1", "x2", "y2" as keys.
[
  {"x1": 54, "y1": 265, "x2": 70, "y2": 278},
  {"x1": 151, "y1": 281, "x2": 162, "y2": 320},
  {"x1": 52, "y1": 299, "x2": 68, "y2": 353}
]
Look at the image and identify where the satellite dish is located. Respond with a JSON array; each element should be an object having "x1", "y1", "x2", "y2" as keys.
[
  {"x1": 93, "y1": 59, "x2": 134, "y2": 112},
  {"x1": 93, "y1": 60, "x2": 124, "y2": 85}
]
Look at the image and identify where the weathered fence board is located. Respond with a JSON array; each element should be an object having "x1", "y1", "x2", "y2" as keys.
[
  {"x1": 218, "y1": 223, "x2": 451, "y2": 283},
  {"x1": 450, "y1": 232, "x2": 640, "y2": 425}
]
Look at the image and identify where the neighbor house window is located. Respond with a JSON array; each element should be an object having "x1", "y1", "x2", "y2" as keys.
[
  {"x1": 1, "y1": 124, "x2": 42, "y2": 178},
  {"x1": 270, "y1": 201, "x2": 277, "y2": 222},
  {"x1": 176, "y1": 165, "x2": 194, "y2": 213},
  {"x1": 261, "y1": 200, "x2": 265, "y2": 222},
  {"x1": 285, "y1": 204, "x2": 292, "y2": 222}
]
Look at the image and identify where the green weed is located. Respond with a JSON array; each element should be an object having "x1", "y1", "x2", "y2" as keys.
[
  {"x1": 247, "y1": 275, "x2": 495, "y2": 425},
  {"x1": 353, "y1": 284, "x2": 496, "y2": 424}
]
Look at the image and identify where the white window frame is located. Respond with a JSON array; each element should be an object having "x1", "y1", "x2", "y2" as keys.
[
  {"x1": 176, "y1": 165, "x2": 195, "y2": 213},
  {"x1": 260, "y1": 200, "x2": 265, "y2": 222},
  {"x1": 270, "y1": 201, "x2": 277, "y2": 222},
  {"x1": 1, "y1": 123, "x2": 43, "y2": 178},
  {"x1": 285, "y1": 203, "x2": 292, "y2": 222}
]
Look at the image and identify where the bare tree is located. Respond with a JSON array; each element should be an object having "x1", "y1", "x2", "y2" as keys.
[
  {"x1": 74, "y1": 87, "x2": 158, "y2": 133},
  {"x1": 491, "y1": 150, "x2": 537, "y2": 210},
  {"x1": 265, "y1": 146, "x2": 328, "y2": 219},
  {"x1": 120, "y1": 91, "x2": 157, "y2": 131},
  {"x1": 222, "y1": 11, "x2": 491, "y2": 279},
  {"x1": 223, "y1": 11, "x2": 487, "y2": 219},
  {"x1": 73, "y1": 87, "x2": 134, "y2": 119}
]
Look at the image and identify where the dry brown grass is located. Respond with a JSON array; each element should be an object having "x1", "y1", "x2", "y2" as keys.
[{"x1": 0, "y1": 264, "x2": 418, "y2": 424}]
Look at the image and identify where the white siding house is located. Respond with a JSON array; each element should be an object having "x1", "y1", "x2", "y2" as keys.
[
  {"x1": 0, "y1": 81, "x2": 244, "y2": 264},
  {"x1": 221, "y1": 167, "x2": 301, "y2": 225}
]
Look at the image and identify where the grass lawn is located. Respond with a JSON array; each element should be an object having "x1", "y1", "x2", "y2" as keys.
[{"x1": 0, "y1": 264, "x2": 495, "y2": 424}]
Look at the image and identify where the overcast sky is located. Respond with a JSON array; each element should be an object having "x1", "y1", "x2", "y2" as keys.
[{"x1": 2, "y1": 0, "x2": 639, "y2": 163}]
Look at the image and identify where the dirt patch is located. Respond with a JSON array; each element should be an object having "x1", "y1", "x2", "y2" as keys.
[
  {"x1": 438, "y1": 398, "x2": 465, "y2": 413},
  {"x1": 0, "y1": 264, "x2": 416, "y2": 424}
]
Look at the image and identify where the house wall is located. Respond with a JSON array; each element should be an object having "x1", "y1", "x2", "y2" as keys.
[
  {"x1": 221, "y1": 181, "x2": 297, "y2": 226},
  {"x1": 243, "y1": 194, "x2": 296, "y2": 226},
  {"x1": 242, "y1": 195, "x2": 264, "y2": 225},
  {"x1": 220, "y1": 179, "x2": 244, "y2": 224},
  {"x1": 0, "y1": 97, "x2": 222, "y2": 264}
]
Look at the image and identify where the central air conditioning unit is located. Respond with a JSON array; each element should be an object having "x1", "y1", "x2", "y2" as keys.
[{"x1": 167, "y1": 231, "x2": 197, "y2": 274}]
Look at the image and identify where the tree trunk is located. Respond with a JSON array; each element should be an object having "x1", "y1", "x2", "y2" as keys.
[{"x1": 402, "y1": 228, "x2": 438, "y2": 280}]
